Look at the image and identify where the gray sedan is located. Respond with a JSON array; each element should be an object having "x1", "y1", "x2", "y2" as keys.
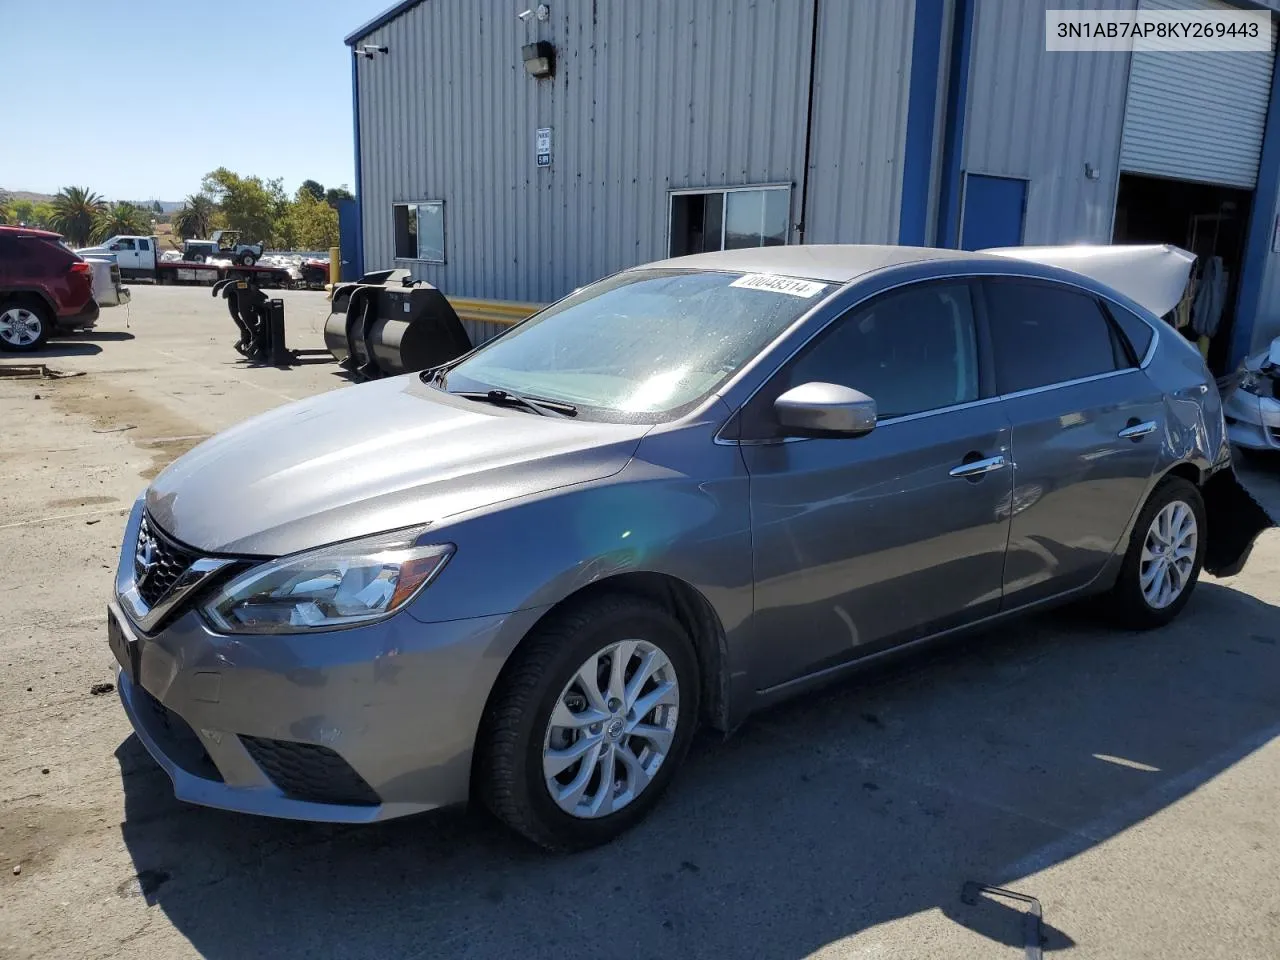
[{"x1": 108, "y1": 245, "x2": 1268, "y2": 850}]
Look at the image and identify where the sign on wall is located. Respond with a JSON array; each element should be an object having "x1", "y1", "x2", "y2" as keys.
[{"x1": 536, "y1": 127, "x2": 552, "y2": 167}]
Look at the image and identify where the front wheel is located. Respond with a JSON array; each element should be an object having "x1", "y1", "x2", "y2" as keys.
[
  {"x1": 477, "y1": 594, "x2": 700, "y2": 851},
  {"x1": 1108, "y1": 477, "x2": 1206, "y2": 629},
  {"x1": 240, "y1": 253, "x2": 257, "y2": 267}
]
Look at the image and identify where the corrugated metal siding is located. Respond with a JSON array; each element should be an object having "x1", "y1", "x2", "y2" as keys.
[
  {"x1": 1120, "y1": 0, "x2": 1274, "y2": 189},
  {"x1": 963, "y1": 0, "x2": 1135, "y2": 243},
  {"x1": 356, "y1": 0, "x2": 918, "y2": 318},
  {"x1": 357, "y1": 0, "x2": 821, "y2": 308},
  {"x1": 802, "y1": 0, "x2": 916, "y2": 244}
]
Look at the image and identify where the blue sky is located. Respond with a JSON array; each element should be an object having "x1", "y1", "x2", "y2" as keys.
[{"x1": 0, "y1": 0, "x2": 392, "y2": 201}]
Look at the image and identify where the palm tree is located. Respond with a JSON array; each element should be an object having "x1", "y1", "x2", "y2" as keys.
[
  {"x1": 0, "y1": 191, "x2": 11, "y2": 225},
  {"x1": 92, "y1": 202, "x2": 150, "y2": 242},
  {"x1": 172, "y1": 193, "x2": 216, "y2": 240},
  {"x1": 49, "y1": 186, "x2": 105, "y2": 247}
]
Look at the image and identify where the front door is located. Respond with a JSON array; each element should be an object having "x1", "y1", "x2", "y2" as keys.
[
  {"x1": 981, "y1": 278, "x2": 1163, "y2": 606},
  {"x1": 111, "y1": 238, "x2": 139, "y2": 275},
  {"x1": 738, "y1": 279, "x2": 1014, "y2": 691}
]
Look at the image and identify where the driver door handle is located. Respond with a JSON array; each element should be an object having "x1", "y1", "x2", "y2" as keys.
[
  {"x1": 1118, "y1": 420, "x2": 1157, "y2": 440},
  {"x1": 949, "y1": 454, "x2": 1008, "y2": 479}
]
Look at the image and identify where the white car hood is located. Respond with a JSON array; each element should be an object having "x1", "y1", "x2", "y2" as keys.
[{"x1": 982, "y1": 244, "x2": 1196, "y2": 318}]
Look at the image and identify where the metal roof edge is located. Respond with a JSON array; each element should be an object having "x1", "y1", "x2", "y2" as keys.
[{"x1": 345, "y1": 0, "x2": 425, "y2": 45}]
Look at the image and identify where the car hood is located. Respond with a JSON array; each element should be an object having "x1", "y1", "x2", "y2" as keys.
[
  {"x1": 146, "y1": 375, "x2": 650, "y2": 556},
  {"x1": 75, "y1": 244, "x2": 114, "y2": 259}
]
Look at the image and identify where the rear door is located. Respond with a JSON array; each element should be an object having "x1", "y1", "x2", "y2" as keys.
[
  {"x1": 739, "y1": 279, "x2": 1014, "y2": 690},
  {"x1": 135, "y1": 237, "x2": 154, "y2": 272},
  {"x1": 981, "y1": 278, "x2": 1163, "y2": 607}
]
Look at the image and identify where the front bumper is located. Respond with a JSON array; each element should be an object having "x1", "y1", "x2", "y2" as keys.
[
  {"x1": 109, "y1": 597, "x2": 544, "y2": 822},
  {"x1": 1223, "y1": 387, "x2": 1280, "y2": 451}
]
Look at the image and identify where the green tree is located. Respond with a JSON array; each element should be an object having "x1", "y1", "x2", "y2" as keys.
[
  {"x1": 172, "y1": 193, "x2": 216, "y2": 239},
  {"x1": 11, "y1": 199, "x2": 35, "y2": 225},
  {"x1": 0, "y1": 191, "x2": 10, "y2": 225},
  {"x1": 50, "y1": 186, "x2": 106, "y2": 246},
  {"x1": 282, "y1": 189, "x2": 339, "y2": 250},
  {"x1": 200, "y1": 168, "x2": 277, "y2": 244},
  {"x1": 151, "y1": 200, "x2": 164, "y2": 214},
  {"x1": 92, "y1": 202, "x2": 150, "y2": 241},
  {"x1": 300, "y1": 179, "x2": 326, "y2": 203},
  {"x1": 325, "y1": 185, "x2": 354, "y2": 208},
  {"x1": 31, "y1": 202, "x2": 56, "y2": 229}
]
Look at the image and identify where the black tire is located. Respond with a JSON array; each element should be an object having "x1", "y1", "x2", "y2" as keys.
[
  {"x1": 240, "y1": 253, "x2": 257, "y2": 267},
  {"x1": 0, "y1": 297, "x2": 52, "y2": 352},
  {"x1": 476, "y1": 593, "x2": 700, "y2": 852},
  {"x1": 1108, "y1": 476, "x2": 1206, "y2": 629}
]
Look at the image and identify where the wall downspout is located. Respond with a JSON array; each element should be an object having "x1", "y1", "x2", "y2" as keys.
[
  {"x1": 936, "y1": 0, "x2": 975, "y2": 248},
  {"x1": 796, "y1": 0, "x2": 821, "y2": 245},
  {"x1": 350, "y1": 51, "x2": 366, "y2": 279}
]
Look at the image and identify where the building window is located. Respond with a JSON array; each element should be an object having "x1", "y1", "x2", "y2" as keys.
[
  {"x1": 393, "y1": 201, "x2": 446, "y2": 262},
  {"x1": 669, "y1": 186, "x2": 790, "y2": 257}
]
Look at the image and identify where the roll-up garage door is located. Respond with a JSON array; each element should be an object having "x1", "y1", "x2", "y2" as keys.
[{"x1": 1119, "y1": 0, "x2": 1275, "y2": 189}]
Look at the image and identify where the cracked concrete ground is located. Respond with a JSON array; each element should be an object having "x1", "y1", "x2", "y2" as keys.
[{"x1": 2, "y1": 286, "x2": 1278, "y2": 959}]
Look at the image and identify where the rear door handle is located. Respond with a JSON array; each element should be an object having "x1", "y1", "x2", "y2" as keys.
[
  {"x1": 1118, "y1": 420, "x2": 1157, "y2": 440},
  {"x1": 949, "y1": 454, "x2": 1008, "y2": 479}
]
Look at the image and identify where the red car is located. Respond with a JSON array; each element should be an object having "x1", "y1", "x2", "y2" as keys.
[{"x1": 0, "y1": 225, "x2": 99, "y2": 352}]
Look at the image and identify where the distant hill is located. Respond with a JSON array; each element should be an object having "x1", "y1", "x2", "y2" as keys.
[{"x1": 2, "y1": 189, "x2": 184, "y2": 212}]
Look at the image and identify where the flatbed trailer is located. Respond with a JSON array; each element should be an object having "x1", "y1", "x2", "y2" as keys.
[{"x1": 154, "y1": 260, "x2": 294, "y2": 288}]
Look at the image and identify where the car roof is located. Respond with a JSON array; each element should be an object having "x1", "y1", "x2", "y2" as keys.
[
  {"x1": 0, "y1": 225, "x2": 63, "y2": 240},
  {"x1": 640, "y1": 244, "x2": 1014, "y2": 283}
]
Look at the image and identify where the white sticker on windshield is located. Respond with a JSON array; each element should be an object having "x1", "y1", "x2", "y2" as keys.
[{"x1": 730, "y1": 274, "x2": 828, "y2": 298}]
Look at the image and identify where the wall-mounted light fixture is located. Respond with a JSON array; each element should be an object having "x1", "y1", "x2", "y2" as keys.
[
  {"x1": 522, "y1": 41, "x2": 555, "y2": 79},
  {"x1": 358, "y1": 43, "x2": 389, "y2": 59}
]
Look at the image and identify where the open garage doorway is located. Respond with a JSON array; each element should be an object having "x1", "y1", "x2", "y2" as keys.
[{"x1": 1112, "y1": 172, "x2": 1252, "y2": 375}]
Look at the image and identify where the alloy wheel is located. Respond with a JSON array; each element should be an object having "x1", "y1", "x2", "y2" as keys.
[
  {"x1": 542, "y1": 639, "x2": 680, "y2": 819},
  {"x1": 1140, "y1": 500, "x2": 1198, "y2": 609},
  {"x1": 0, "y1": 307, "x2": 42, "y2": 347}
]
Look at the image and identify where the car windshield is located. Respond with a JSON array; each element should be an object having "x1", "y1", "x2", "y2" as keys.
[{"x1": 438, "y1": 269, "x2": 829, "y2": 422}]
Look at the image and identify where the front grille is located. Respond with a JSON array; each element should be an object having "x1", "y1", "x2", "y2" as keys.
[
  {"x1": 134, "y1": 514, "x2": 200, "y2": 607},
  {"x1": 135, "y1": 685, "x2": 223, "y2": 782},
  {"x1": 240, "y1": 736, "x2": 380, "y2": 806}
]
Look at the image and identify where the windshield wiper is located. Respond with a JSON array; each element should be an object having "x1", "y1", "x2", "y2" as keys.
[{"x1": 451, "y1": 389, "x2": 578, "y2": 418}]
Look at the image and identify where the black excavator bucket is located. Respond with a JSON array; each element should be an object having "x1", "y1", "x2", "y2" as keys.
[
  {"x1": 323, "y1": 273, "x2": 472, "y2": 380},
  {"x1": 1203, "y1": 464, "x2": 1274, "y2": 577}
]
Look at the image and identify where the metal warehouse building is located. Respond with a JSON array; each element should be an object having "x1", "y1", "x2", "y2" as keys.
[{"x1": 345, "y1": 0, "x2": 1280, "y2": 370}]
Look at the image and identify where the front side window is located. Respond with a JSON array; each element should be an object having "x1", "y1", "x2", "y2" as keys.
[
  {"x1": 115, "y1": 238, "x2": 136, "y2": 251},
  {"x1": 669, "y1": 187, "x2": 789, "y2": 257},
  {"x1": 741, "y1": 281, "x2": 981, "y2": 438},
  {"x1": 393, "y1": 201, "x2": 445, "y2": 262},
  {"x1": 984, "y1": 280, "x2": 1127, "y2": 395},
  {"x1": 439, "y1": 269, "x2": 829, "y2": 422}
]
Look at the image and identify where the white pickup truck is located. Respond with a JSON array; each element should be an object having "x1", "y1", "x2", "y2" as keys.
[{"x1": 75, "y1": 235, "x2": 293, "y2": 287}]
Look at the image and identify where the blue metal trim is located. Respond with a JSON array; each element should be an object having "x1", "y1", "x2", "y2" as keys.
[
  {"x1": 936, "y1": 0, "x2": 975, "y2": 248},
  {"x1": 1231, "y1": 44, "x2": 1280, "y2": 367},
  {"x1": 899, "y1": 0, "x2": 946, "y2": 245},
  {"x1": 350, "y1": 53, "x2": 365, "y2": 278},
  {"x1": 345, "y1": 0, "x2": 424, "y2": 46}
]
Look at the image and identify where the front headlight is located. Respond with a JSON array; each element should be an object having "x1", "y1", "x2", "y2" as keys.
[
  {"x1": 1237, "y1": 370, "x2": 1264, "y2": 396},
  {"x1": 202, "y1": 528, "x2": 453, "y2": 635}
]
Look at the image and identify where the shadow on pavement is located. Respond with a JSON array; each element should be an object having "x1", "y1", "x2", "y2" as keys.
[
  {"x1": 117, "y1": 580, "x2": 1280, "y2": 959},
  {"x1": 25, "y1": 341, "x2": 103, "y2": 358},
  {"x1": 71, "y1": 330, "x2": 136, "y2": 342}
]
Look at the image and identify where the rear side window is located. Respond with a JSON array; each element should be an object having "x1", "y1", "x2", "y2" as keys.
[
  {"x1": 0, "y1": 236, "x2": 27, "y2": 259},
  {"x1": 137, "y1": 238, "x2": 150, "y2": 251},
  {"x1": 984, "y1": 281, "x2": 1126, "y2": 394},
  {"x1": 1104, "y1": 301, "x2": 1155, "y2": 362}
]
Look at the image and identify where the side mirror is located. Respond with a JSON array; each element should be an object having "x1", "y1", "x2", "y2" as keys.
[
  {"x1": 774, "y1": 382, "x2": 877, "y2": 438},
  {"x1": 108, "y1": 243, "x2": 120, "y2": 251},
  {"x1": 1267, "y1": 336, "x2": 1280, "y2": 369}
]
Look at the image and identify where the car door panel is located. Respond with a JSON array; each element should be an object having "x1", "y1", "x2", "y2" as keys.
[
  {"x1": 980, "y1": 278, "x2": 1164, "y2": 608},
  {"x1": 1000, "y1": 372, "x2": 1163, "y2": 604},
  {"x1": 743, "y1": 406, "x2": 1014, "y2": 689},
  {"x1": 734, "y1": 278, "x2": 1013, "y2": 692}
]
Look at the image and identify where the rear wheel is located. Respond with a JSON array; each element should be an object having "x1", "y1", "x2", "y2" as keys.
[
  {"x1": 240, "y1": 253, "x2": 257, "y2": 267},
  {"x1": 1108, "y1": 477, "x2": 1205, "y2": 628},
  {"x1": 477, "y1": 594, "x2": 700, "y2": 852},
  {"x1": 0, "y1": 299, "x2": 51, "y2": 352}
]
